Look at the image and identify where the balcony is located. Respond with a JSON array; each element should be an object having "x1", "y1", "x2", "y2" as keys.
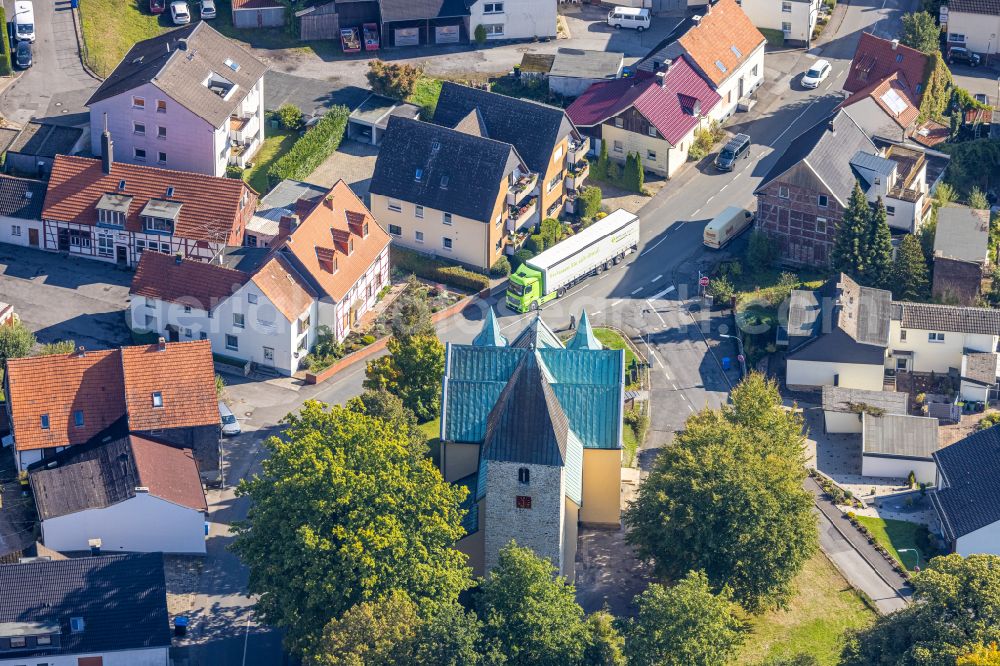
[
  {"x1": 567, "y1": 137, "x2": 590, "y2": 165},
  {"x1": 507, "y1": 196, "x2": 538, "y2": 231},
  {"x1": 229, "y1": 113, "x2": 259, "y2": 145},
  {"x1": 506, "y1": 172, "x2": 538, "y2": 205},
  {"x1": 564, "y1": 160, "x2": 590, "y2": 190}
]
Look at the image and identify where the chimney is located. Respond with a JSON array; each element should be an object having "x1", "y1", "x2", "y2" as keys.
[
  {"x1": 656, "y1": 71, "x2": 666, "y2": 86},
  {"x1": 88, "y1": 538, "x2": 102, "y2": 556},
  {"x1": 101, "y1": 113, "x2": 114, "y2": 175},
  {"x1": 175, "y1": 253, "x2": 183, "y2": 265},
  {"x1": 157, "y1": 336, "x2": 167, "y2": 351},
  {"x1": 828, "y1": 119, "x2": 836, "y2": 133},
  {"x1": 891, "y1": 39, "x2": 899, "y2": 50},
  {"x1": 324, "y1": 195, "x2": 335, "y2": 210},
  {"x1": 178, "y1": 37, "x2": 187, "y2": 51},
  {"x1": 692, "y1": 14, "x2": 703, "y2": 25},
  {"x1": 75, "y1": 345, "x2": 86, "y2": 357},
  {"x1": 279, "y1": 214, "x2": 300, "y2": 236}
]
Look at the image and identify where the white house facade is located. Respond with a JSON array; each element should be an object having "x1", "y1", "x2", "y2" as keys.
[
  {"x1": 709, "y1": 43, "x2": 766, "y2": 120},
  {"x1": 740, "y1": 0, "x2": 819, "y2": 46},
  {"x1": 946, "y1": 0, "x2": 1000, "y2": 55},
  {"x1": 468, "y1": 0, "x2": 557, "y2": 41},
  {"x1": 0, "y1": 648, "x2": 170, "y2": 666},
  {"x1": 932, "y1": 426, "x2": 1000, "y2": 557}
]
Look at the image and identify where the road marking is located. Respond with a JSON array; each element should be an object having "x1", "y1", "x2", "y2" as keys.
[
  {"x1": 645, "y1": 300, "x2": 666, "y2": 325},
  {"x1": 652, "y1": 274, "x2": 662, "y2": 282},
  {"x1": 610, "y1": 299, "x2": 623, "y2": 307},
  {"x1": 631, "y1": 287, "x2": 643, "y2": 295},
  {"x1": 242, "y1": 612, "x2": 252, "y2": 666},
  {"x1": 640, "y1": 232, "x2": 673, "y2": 257},
  {"x1": 720, "y1": 182, "x2": 729, "y2": 192},
  {"x1": 592, "y1": 310, "x2": 602, "y2": 315},
  {"x1": 693, "y1": 207, "x2": 702, "y2": 215},
  {"x1": 680, "y1": 393, "x2": 689, "y2": 402},
  {"x1": 687, "y1": 403, "x2": 695, "y2": 412},
  {"x1": 650, "y1": 285, "x2": 675, "y2": 300},
  {"x1": 643, "y1": 337, "x2": 665, "y2": 370},
  {"x1": 707, "y1": 195, "x2": 715, "y2": 203},
  {"x1": 773, "y1": 96, "x2": 823, "y2": 144}
]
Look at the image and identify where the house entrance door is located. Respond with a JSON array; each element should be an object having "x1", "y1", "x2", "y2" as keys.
[
  {"x1": 262, "y1": 346, "x2": 275, "y2": 367},
  {"x1": 28, "y1": 228, "x2": 38, "y2": 247},
  {"x1": 58, "y1": 228, "x2": 70, "y2": 251},
  {"x1": 116, "y1": 245, "x2": 128, "y2": 265},
  {"x1": 165, "y1": 325, "x2": 180, "y2": 342}
]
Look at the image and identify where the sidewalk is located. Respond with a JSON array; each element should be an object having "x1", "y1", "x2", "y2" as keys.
[{"x1": 807, "y1": 477, "x2": 912, "y2": 613}]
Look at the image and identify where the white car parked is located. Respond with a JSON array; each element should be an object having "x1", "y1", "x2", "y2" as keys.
[
  {"x1": 802, "y1": 59, "x2": 832, "y2": 89},
  {"x1": 170, "y1": 1, "x2": 191, "y2": 24},
  {"x1": 200, "y1": 0, "x2": 216, "y2": 19}
]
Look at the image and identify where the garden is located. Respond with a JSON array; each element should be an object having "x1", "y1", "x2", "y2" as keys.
[{"x1": 852, "y1": 515, "x2": 939, "y2": 571}]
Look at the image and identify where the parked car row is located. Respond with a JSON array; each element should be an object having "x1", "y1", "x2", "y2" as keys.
[
  {"x1": 165, "y1": 0, "x2": 215, "y2": 24},
  {"x1": 6, "y1": 1, "x2": 35, "y2": 69}
]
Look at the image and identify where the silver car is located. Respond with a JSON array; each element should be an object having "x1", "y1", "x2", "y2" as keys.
[
  {"x1": 219, "y1": 401, "x2": 241, "y2": 436},
  {"x1": 170, "y1": 1, "x2": 191, "y2": 24},
  {"x1": 200, "y1": 0, "x2": 216, "y2": 19}
]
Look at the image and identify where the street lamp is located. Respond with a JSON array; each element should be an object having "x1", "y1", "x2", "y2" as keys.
[{"x1": 719, "y1": 333, "x2": 746, "y2": 378}]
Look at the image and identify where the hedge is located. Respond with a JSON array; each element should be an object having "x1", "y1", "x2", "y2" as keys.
[
  {"x1": 267, "y1": 105, "x2": 349, "y2": 184},
  {"x1": 0, "y1": 8, "x2": 11, "y2": 76},
  {"x1": 391, "y1": 246, "x2": 490, "y2": 292}
]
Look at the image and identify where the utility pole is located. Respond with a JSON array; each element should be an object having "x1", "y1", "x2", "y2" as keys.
[{"x1": 720, "y1": 333, "x2": 746, "y2": 378}]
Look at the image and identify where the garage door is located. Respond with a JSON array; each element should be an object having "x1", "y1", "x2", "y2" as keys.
[
  {"x1": 653, "y1": 0, "x2": 685, "y2": 11},
  {"x1": 395, "y1": 27, "x2": 419, "y2": 46},
  {"x1": 435, "y1": 24, "x2": 460, "y2": 43}
]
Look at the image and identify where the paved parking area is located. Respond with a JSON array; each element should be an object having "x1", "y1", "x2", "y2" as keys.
[
  {"x1": 950, "y1": 63, "x2": 1000, "y2": 107},
  {"x1": 0, "y1": 245, "x2": 132, "y2": 350},
  {"x1": 308, "y1": 139, "x2": 379, "y2": 202}
]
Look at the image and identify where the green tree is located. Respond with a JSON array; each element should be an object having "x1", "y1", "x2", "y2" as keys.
[
  {"x1": 474, "y1": 24, "x2": 487, "y2": 44},
  {"x1": 277, "y1": 103, "x2": 304, "y2": 131},
  {"x1": 311, "y1": 591, "x2": 481, "y2": 666},
  {"x1": 37, "y1": 340, "x2": 76, "y2": 356},
  {"x1": 841, "y1": 554, "x2": 1000, "y2": 666},
  {"x1": 582, "y1": 610, "x2": 626, "y2": 666},
  {"x1": 918, "y1": 52, "x2": 954, "y2": 122},
  {"x1": 746, "y1": 230, "x2": 777, "y2": 273},
  {"x1": 366, "y1": 60, "x2": 423, "y2": 100},
  {"x1": 625, "y1": 373, "x2": 816, "y2": 610},
  {"x1": 831, "y1": 182, "x2": 872, "y2": 280},
  {"x1": 622, "y1": 571, "x2": 745, "y2": 666},
  {"x1": 490, "y1": 256, "x2": 512, "y2": 278},
  {"x1": 364, "y1": 334, "x2": 445, "y2": 421},
  {"x1": 864, "y1": 198, "x2": 894, "y2": 288},
  {"x1": 230, "y1": 402, "x2": 471, "y2": 655},
  {"x1": 891, "y1": 234, "x2": 930, "y2": 301},
  {"x1": 593, "y1": 141, "x2": 610, "y2": 180},
  {"x1": 0, "y1": 321, "x2": 35, "y2": 362},
  {"x1": 477, "y1": 543, "x2": 588, "y2": 666},
  {"x1": 901, "y1": 12, "x2": 941, "y2": 54},
  {"x1": 707, "y1": 274, "x2": 734, "y2": 304},
  {"x1": 622, "y1": 153, "x2": 644, "y2": 193},
  {"x1": 346, "y1": 388, "x2": 418, "y2": 427},
  {"x1": 958, "y1": 644, "x2": 1000, "y2": 666},
  {"x1": 935, "y1": 182, "x2": 958, "y2": 205},
  {"x1": 579, "y1": 185, "x2": 603, "y2": 219},
  {"x1": 970, "y1": 186, "x2": 990, "y2": 210}
]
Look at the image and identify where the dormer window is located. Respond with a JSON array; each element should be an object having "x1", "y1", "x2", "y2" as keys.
[
  {"x1": 96, "y1": 193, "x2": 131, "y2": 228},
  {"x1": 203, "y1": 72, "x2": 238, "y2": 100},
  {"x1": 348, "y1": 238, "x2": 354, "y2": 254},
  {"x1": 9, "y1": 636, "x2": 25, "y2": 648},
  {"x1": 152, "y1": 391, "x2": 163, "y2": 408},
  {"x1": 141, "y1": 199, "x2": 181, "y2": 235}
]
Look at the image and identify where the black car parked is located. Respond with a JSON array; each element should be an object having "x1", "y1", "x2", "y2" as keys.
[
  {"x1": 715, "y1": 133, "x2": 751, "y2": 172},
  {"x1": 15, "y1": 40, "x2": 31, "y2": 69},
  {"x1": 948, "y1": 46, "x2": 981, "y2": 67}
]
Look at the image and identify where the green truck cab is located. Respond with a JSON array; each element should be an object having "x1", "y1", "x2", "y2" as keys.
[{"x1": 506, "y1": 264, "x2": 554, "y2": 312}]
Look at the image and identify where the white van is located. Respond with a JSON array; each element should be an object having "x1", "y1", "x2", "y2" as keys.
[
  {"x1": 703, "y1": 206, "x2": 754, "y2": 249},
  {"x1": 607, "y1": 7, "x2": 651, "y2": 31},
  {"x1": 14, "y1": 1, "x2": 35, "y2": 43}
]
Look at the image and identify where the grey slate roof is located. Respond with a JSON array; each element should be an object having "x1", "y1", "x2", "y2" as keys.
[
  {"x1": 370, "y1": 115, "x2": 522, "y2": 223},
  {"x1": 636, "y1": 16, "x2": 697, "y2": 73},
  {"x1": 432, "y1": 82, "x2": 577, "y2": 175},
  {"x1": 378, "y1": 0, "x2": 470, "y2": 22},
  {"x1": 863, "y1": 413, "x2": 939, "y2": 459},
  {"x1": 0, "y1": 175, "x2": 45, "y2": 220},
  {"x1": 849, "y1": 149, "x2": 897, "y2": 189},
  {"x1": 934, "y1": 204, "x2": 990, "y2": 265},
  {"x1": 787, "y1": 289, "x2": 822, "y2": 338},
  {"x1": 8, "y1": 121, "x2": 83, "y2": 158},
  {"x1": 822, "y1": 386, "x2": 908, "y2": 415},
  {"x1": 549, "y1": 49, "x2": 624, "y2": 80},
  {"x1": 755, "y1": 110, "x2": 877, "y2": 206},
  {"x1": 932, "y1": 425, "x2": 1000, "y2": 539},
  {"x1": 0, "y1": 553, "x2": 171, "y2": 655},
  {"x1": 947, "y1": 0, "x2": 1000, "y2": 14},
  {"x1": 895, "y1": 302, "x2": 1000, "y2": 335},
  {"x1": 87, "y1": 23, "x2": 268, "y2": 128},
  {"x1": 482, "y1": 351, "x2": 570, "y2": 467}
]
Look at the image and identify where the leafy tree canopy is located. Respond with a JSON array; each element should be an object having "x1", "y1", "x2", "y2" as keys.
[
  {"x1": 230, "y1": 402, "x2": 471, "y2": 655},
  {"x1": 901, "y1": 12, "x2": 941, "y2": 54},
  {"x1": 841, "y1": 554, "x2": 1000, "y2": 666},
  {"x1": 0, "y1": 321, "x2": 35, "y2": 362},
  {"x1": 891, "y1": 233, "x2": 930, "y2": 302},
  {"x1": 364, "y1": 333, "x2": 445, "y2": 421},
  {"x1": 366, "y1": 60, "x2": 422, "y2": 100}
]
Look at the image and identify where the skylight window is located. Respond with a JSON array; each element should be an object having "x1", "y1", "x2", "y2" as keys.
[
  {"x1": 715, "y1": 59, "x2": 728, "y2": 74},
  {"x1": 70, "y1": 617, "x2": 85, "y2": 634},
  {"x1": 730, "y1": 45, "x2": 742, "y2": 58},
  {"x1": 440, "y1": 176, "x2": 449, "y2": 189},
  {"x1": 40, "y1": 414, "x2": 50, "y2": 429},
  {"x1": 118, "y1": 179, "x2": 126, "y2": 190},
  {"x1": 166, "y1": 186, "x2": 175, "y2": 198},
  {"x1": 895, "y1": 54, "x2": 903, "y2": 62},
  {"x1": 73, "y1": 410, "x2": 84, "y2": 427},
  {"x1": 224, "y1": 57, "x2": 240, "y2": 72},
  {"x1": 152, "y1": 391, "x2": 163, "y2": 408},
  {"x1": 415, "y1": 168, "x2": 423, "y2": 182}
]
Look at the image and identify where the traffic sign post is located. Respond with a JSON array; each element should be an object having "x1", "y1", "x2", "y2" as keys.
[{"x1": 699, "y1": 276, "x2": 710, "y2": 287}]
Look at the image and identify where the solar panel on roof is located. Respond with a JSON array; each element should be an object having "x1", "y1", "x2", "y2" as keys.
[{"x1": 880, "y1": 88, "x2": 908, "y2": 116}]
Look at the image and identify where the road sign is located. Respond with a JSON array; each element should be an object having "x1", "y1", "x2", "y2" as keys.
[
  {"x1": 737, "y1": 354, "x2": 745, "y2": 363},
  {"x1": 699, "y1": 276, "x2": 710, "y2": 287}
]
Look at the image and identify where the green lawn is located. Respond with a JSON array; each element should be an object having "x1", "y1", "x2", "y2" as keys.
[
  {"x1": 418, "y1": 417, "x2": 441, "y2": 468},
  {"x1": 622, "y1": 424, "x2": 638, "y2": 468},
  {"x1": 79, "y1": 0, "x2": 166, "y2": 77},
  {"x1": 409, "y1": 78, "x2": 443, "y2": 120},
  {"x1": 243, "y1": 126, "x2": 296, "y2": 194},
  {"x1": 735, "y1": 554, "x2": 876, "y2": 665},
  {"x1": 593, "y1": 327, "x2": 636, "y2": 368},
  {"x1": 758, "y1": 27, "x2": 785, "y2": 47},
  {"x1": 855, "y1": 516, "x2": 937, "y2": 571}
]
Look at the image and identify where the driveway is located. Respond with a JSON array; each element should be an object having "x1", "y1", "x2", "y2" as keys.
[
  {"x1": 307, "y1": 139, "x2": 378, "y2": 201},
  {"x1": 0, "y1": 244, "x2": 132, "y2": 350},
  {"x1": 0, "y1": 0, "x2": 98, "y2": 126},
  {"x1": 949, "y1": 62, "x2": 1000, "y2": 107}
]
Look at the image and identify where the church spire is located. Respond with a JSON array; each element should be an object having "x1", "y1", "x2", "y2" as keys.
[
  {"x1": 473, "y1": 306, "x2": 507, "y2": 347},
  {"x1": 567, "y1": 310, "x2": 601, "y2": 350}
]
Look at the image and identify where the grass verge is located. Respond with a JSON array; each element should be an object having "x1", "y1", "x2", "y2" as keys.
[
  {"x1": 409, "y1": 77, "x2": 444, "y2": 120},
  {"x1": 419, "y1": 417, "x2": 441, "y2": 468},
  {"x1": 854, "y1": 516, "x2": 937, "y2": 570},
  {"x1": 79, "y1": 0, "x2": 165, "y2": 77},
  {"x1": 244, "y1": 126, "x2": 296, "y2": 194},
  {"x1": 593, "y1": 327, "x2": 636, "y2": 367},
  {"x1": 759, "y1": 27, "x2": 785, "y2": 47},
  {"x1": 735, "y1": 553, "x2": 876, "y2": 665}
]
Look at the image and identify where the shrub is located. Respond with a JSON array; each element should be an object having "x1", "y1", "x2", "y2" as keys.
[
  {"x1": 0, "y1": 8, "x2": 10, "y2": 77},
  {"x1": 579, "y1": 185, "x2": 602, "y2": 219},
  {"x1": 38, "y1": 340, "x2": 76, "y2": 356},
  {"x1": 977, "y1": 411, "x2": 1000, "y2": 431},
  {"x1": 624, "y1": 406, "x2": 649, "y2": 444},
  {"x1": 746, "y1": 230, "x2": 778, "y2": 273},
  {"x1": 267, "y1": 106, "x2": 349, "y2": 184},
  {"x1": 622, "y1": 152, "x2": 644, "y2": 193},
  {"x1": 511, "y1": 248, "x2": 534, "y2": 270},
  {"x1": 607, "y1": 161, "x2": 622, "y2": 182},
  {"x1": 225, "y1": 165, "x2": 245, "y2": 180},
  {"x1": 592, "y1": 140, "x2": 610, "y2": 180},
  {"x1": 474, "y1": 24, "x2": 487, "y2": 44},
  {"x1": 391, "y1": 246, "x2": 490, "y2": 292},
  {"x1": 490, "y1": 256, "x2": 511, "y2": 278},
  {"x1": 688, "y1": 123, "x2": 722, "y2": 162},
  {"x1": 526, "y1": 234, "x2": 546, "y2": 254},
  {"x1": 277, "y1": 103, "x2": 304, "y2": 131},
  {"x1": 366, "y1": 60, "x2": 422, "y2": 100},
  {"x1": 707, "y1": 275, "x2": 735, "y2": 304}
]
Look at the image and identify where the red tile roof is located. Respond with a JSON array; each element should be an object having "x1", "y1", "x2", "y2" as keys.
[
  {"x1": 41, "y1": 155, "x2": 257, "y2": 245},
  {"x1": 678, "y1": 0, "x2": 765, "y2": 87},
  {"x1": 566, "y1": 58, "x2": 721, "y2": 145},
  {"x1": 5, "y1": 341, "x2": 218, "y2": 452},
  {"x1": 131, "y1": 435, "x2": 208, "y2": 512},
  {"x1": 232, "y1": 0, "x2": 283, "y2": 9},
  {"x1": 130, "y1": 250, "x2": 249, "y2": 310},
  {"x1": 843, "y1": 33, "x2": 929, "y2": 105},
  {"x1": 251, "y1": 255, "x2": 316, "y2": 322},
  {"x1": 912, "y1": 120, "x2": 950, "y2": 147},
  {"x1": 6, "y1": 350, "x2": 125, "y2": 452},
  {"x1": 278, "y1": 180, "x2": 390, "y2": 303},
  {"x1": 120, "y1": 340, "x2": 219, "y2": 432},
  {"x1": 840, "y1": 71, "x2": 920, "y2": 128}
]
